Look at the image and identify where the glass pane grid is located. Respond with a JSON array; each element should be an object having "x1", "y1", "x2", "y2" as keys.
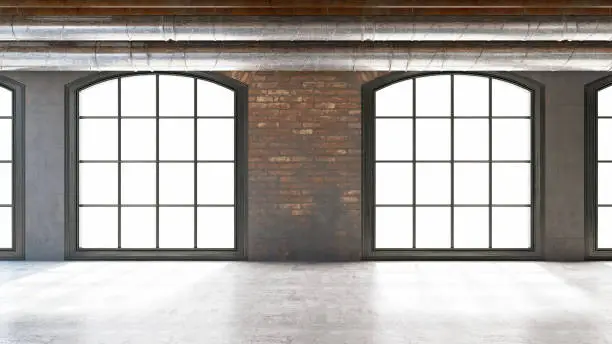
[
  {"x1": 79, "y1": 160, "x2": 235, "y2": 164},
  {"x1": 375, "y1": 160, "x2": 531, "y2": 163},
  {"x1": 0, "y1": 90, "x2": 13, "y2": 250},
  {"x1": 80, "y1": 204, "x2": 235, "y2": 207},
  {"x1": 597, "y1": 93, "x2": 612, "y2": 249},
  {"x1": 375, "y1": 116, "x2": 530, "y2": 119},
  {"x1": 77, "y1": 74, "x2": 237, "y2": 251},
  {"x1": 376, "y1": 204, "x2": 531, "y2": 207},
  {"x1": 79, "y1": 116, "x2": 232, "y2": 119},
  {"x1": 373, "y1": 73, "x2": 533, "y2": 251},
  {"x1": 597, "y1": 91, "x2": 612, "y2": 249}
]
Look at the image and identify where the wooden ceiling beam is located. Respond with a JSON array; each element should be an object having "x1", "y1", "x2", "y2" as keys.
[
  {"x1": 3, "y1": 0, "x2": 612, "y2": 8},
  {"x1": 1, "y1": 0, "x2": 612, "y2": 16}
]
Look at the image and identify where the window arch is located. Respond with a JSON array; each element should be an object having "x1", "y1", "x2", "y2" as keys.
[
  {"x1": 585, "y1": 75, "x2": 612, "y2": 258},
  {"x1": 0, "y1": 76, "x2": 24, "y2": 260},
  {"x1": 65, "y1": 72, "x2": 247, "y2": 259},
  {"x1": 362, "y1": 72, "x2": 542, "y2": 259}
]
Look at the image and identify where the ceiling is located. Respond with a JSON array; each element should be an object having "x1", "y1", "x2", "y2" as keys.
[
  {"x1": 2, "y1": 1, "x2": 612, "y2": 70},
  {"x1": 2, "y1": 0, "x2": 612, "y2": 16}
]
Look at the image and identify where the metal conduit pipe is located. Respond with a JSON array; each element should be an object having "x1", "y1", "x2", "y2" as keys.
[
  {"x1": 0, "y1": 42, "x2": 611, "y2": 71},
  {"x1": 2, "y1": 16, "x2": 612, "y2": 41}
]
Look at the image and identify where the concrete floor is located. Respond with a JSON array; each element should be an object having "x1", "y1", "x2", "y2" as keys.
[{"x1": 0, "y1": 262, "x2": 612, "y2": 344}]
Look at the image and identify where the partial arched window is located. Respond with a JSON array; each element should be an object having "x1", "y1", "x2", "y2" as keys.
[
  {"x1": 66, "y1": 72, "x2": 247, "y2": 259},
  {"x1": 362, "y1": 72, "x2": 542, "y2": 259},
  {"x1": 0, "y1": 76, "x2": 24, "y2": 259},
  {"x1": 586, "y1": 76, "x2": 612, "y2": 258}
]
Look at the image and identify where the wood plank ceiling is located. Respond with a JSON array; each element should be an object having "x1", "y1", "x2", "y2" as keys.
[{"x1": 1, "y1": 0, "x2": 612, "y2": 16}]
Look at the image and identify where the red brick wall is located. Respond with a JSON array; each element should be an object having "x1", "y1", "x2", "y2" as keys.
[{"x1": 222, "y1": 71, "x2": 385, "y2": 260}]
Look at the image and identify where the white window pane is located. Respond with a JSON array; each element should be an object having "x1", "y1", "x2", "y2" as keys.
[
  {"x1": 0, "y1": 207, "x2": 12, "y2": 249},
  {"x1": 492, "y1": 119, "x2": 530, "y2": 160},
  {"x1": 492, "y1": 79, "x2": 530, "y2": 117},
  {"x1": 120, "y1": 75, "x2": 156, "y2": 117},
  {"x1": 454, "y1": 119, "x2": 488, "y2": 160},
  {"x1": 0, "y1": 86, "x2": 13, "y2": 117},
  {"x1": 159, "y1": 207, "x2": 194, "y2": 248},
  {"x1": 0, "y1": 163, "x2": 11, "y2": 205},
  {"x1": 121, "y1": 119, "x2": 156, "y2": 160},
  {"x1": 197, "y1": 207, "x2": 235, "y2": 249},
  {"x1": 599, "y1": 163, "x2": 612, "y2": 204},
  {"x1": 416, "y1": 207, "x2": 451, "y2": 248},
  {"x1": 159, "y1": 163, "x2": 194, "y2": 205},
  {"x1": 79, "y1": 80, "x2": 118, "y2": 117},
  {"x1": 375, "y1": 80, "x2": 413, "y2": 117},
  {"x1": 416, "y1": 119, "x2": 450, "y2": 160},
  {"x1": 492, "y1": 207, "x2": 531, "y2": 249},
  {"x1": 79, "y1": 163, "x2": 117, "y2": 205},
  {"x1": 599, "y1": 86, "x2": 612, "y2": 116},
  {"x1": 0, "y1": 119, "x2": 12, "y2": 160},
  {"x1": 197, "y1": 119, "x2": 234, "y2": 161},
  {"x1": 454, "y1": 75, "x2": 489, "y2": 117},
  {"x1": 597, "y1": 207, "x2": 612, "y2": 249},
  {"x1": 79, "y1": 207, "x2": 118, "y2": 249},
  {"x1": 159, "y1": 75, "x2": 194, "y2": 117},
  {"x1": 376, "y1": 163, "x2": 412, "y2": 205},
  {"x1": 454, "y1": 163, "x2": 489, "y2": 205},
  {"x1": 416, "y1": 75, "x2": 450, "y2": 117},
  {"x1": 197, "y1": 163, "x2": 234, "y2": 205},
  {"x1": 416, "y1": 163, "x2": 450, "y2": 204},
  {"x1": 492, "y1": 163, "x2": 530, "y2": 205},
  {"x1": 197, "y1": 79, "x2": 234, "y2": 117},
  {"x1": 121, "y1": 207, "x2": 156, "y2": 249},
  {"x1": 598, "y1": 119, "x2": 612, "y2": 160},
  {"x1": 79, "y1": 119, "x2": 118, "y2": 160},
  {"x1": 121, "y1": 163, "x2": 156, "y2": 205},
  {"x1": 375, "y1": 207, "x2": 412, "y2": 249},
  {"x1": 454, "y1": 207, "x2": 489, "y2": 249},
  {"x1": 159, "y1": 119, "x2": 194, "y2": 160},
  {"x1": 375, "y1": 118, "x2": 412, "y2": 161}
]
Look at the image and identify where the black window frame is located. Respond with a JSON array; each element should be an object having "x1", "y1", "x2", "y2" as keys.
[
  {"x1": 585, "y1": 75, "x2": 612, "y2": 259},
  {"x1": 362, "y1": 71, "x2": 544, "y2": 260},
  {"x1": 65, "y1": 71, "x2": 248, "y2": 260},
  {"x1": 0, "y1": 75, "x2": 25, "y2": 260}
]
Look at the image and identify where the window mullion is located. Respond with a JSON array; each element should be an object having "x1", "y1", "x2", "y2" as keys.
[
  {"x1": 194, "y1": 78, "x2": 198, "y2": 249},
  {"x1": 488, "y1": 77, "x2": 493, "y2": 249},
  {"x1": 412, "y1": 80, "x2": 417, "y2": 249},
  {"x1": 155, "y1": 75, "x2": 160, "y2": 249},
  {"x1": 69, "y1": 73, "x2": 244, "y2": 258},
  {"x1": 117, "y1": 78, "x2": 122, "y2": 249},
  {"x1": 450, "y1": 74, "x2": 455, "y2": 249},
  {"x1": 368, "y1": 73, "x2": 537, "y2": 256}
]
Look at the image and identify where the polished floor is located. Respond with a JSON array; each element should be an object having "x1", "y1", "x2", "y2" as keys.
[{"x1": 1, "y1": 261, "x2": 612, "y2": 344}]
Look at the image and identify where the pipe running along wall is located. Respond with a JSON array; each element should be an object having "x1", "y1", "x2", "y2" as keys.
[
  {"x1": 2, "y1": 16, "x2": 612, "y2": 41},
  {"x1": 0, "y1": 42, "x2": 611, "y2": 71}
]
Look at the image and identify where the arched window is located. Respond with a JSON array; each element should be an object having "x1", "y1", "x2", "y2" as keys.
[
  {"x1": 0, "y1": 76, "x2": 24, "y2": 259},
  {"x1": 586, "y1": 76, "x2": 612, "y2": 258},
  {"x1": 66, "y1": 72, "x2": 247, "y2": 259},
  {"x1": 362, "y1": 72, "x2": 542, "y2": 259}
]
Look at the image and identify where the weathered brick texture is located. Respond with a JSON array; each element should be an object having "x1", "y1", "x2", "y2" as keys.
[{"x1": 222, "y1": 72, "x2": 385, "y2": 260}]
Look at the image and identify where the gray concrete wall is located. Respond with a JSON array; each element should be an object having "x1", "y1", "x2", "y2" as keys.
[
  {"x1": 3, "y1": 72, "x2": 89, "y2": 260},
  {"x1": 0, "y1": 71, "x2": 605, "y2": 261},
  {"x1": 518, "y1": 72, "x2": 606, "y2": 260}
]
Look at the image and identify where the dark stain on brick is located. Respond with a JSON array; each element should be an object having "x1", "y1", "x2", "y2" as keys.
[{"x1": 221, "y1": 71, "x2": 387, "y2": 261}]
